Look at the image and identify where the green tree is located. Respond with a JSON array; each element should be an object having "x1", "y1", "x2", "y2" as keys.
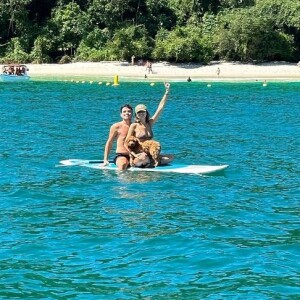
[
  {"x1": 168, "y1": 0, "x2": 201, "y2": 26},
  {"x1": 220, "y1": 0, "x2": 255, "y2": 9},
  {"x1": 76, "y1": 25, "x2": 153, "y2": 62},
  {"x1": 214, "y1": 8, "x2": 295, "y2": 61},
  {"x1": 106, "y1": 25, "x2": 153, "y2": 61},
  {"x1": 76, "y1": 28, "x2": 112, "y2": 61},
  {"x1": 0, "y1": 0, "x2": 32, "y2": 38},
  {"x1": 135, "y1": 0, "x2": 175, "y2": 35},
  {"x1": 0, "y1": 37, "x2": 29, "y2": 63},
  {"x1": 153, "y1": 25, "x2": 213, "y2": 62},
  {"x1": 1, "y1": 0, "x2": 299, "y2": 63},
  {"x1": 30, "y1": 36, "x2": 52, "y2": 63},
  {"x1": 87, "y1": 0, "x2": 132, "y2": 30},
  {"x1": 50, "y1": 2, "x2": 88, "y2": 57},
  {"x1": 0, "y1": 0, "x2": 35, "y2": 60},
  {"x1": 255, "y1": 0, "x2": 300, "y2": 57},
  {"x1": 167, "y1": 0, "x2": 222, "y2": 26}
]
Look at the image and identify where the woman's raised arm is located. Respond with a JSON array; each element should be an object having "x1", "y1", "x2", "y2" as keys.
[{"x1": 150, "y1": 82, "x2": 170, "y2": 125}]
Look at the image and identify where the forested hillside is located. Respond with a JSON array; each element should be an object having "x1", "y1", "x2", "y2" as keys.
[{"x1": 0, "y1": 0, "x2": 299, "y2": 64}]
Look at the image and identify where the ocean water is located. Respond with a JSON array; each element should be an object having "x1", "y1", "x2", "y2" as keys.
[{"x1": 0, "y1": 79, "x2": 299, "y2": 299}]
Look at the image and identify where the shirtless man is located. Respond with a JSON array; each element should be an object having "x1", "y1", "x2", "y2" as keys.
[{"x1": 103, "y1": 104, "x2": 133, "y2": 170}]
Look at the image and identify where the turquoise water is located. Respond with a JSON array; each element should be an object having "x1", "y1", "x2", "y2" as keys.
[{"x1": 1, "y1": 80, "x2": 299, "y2": 299}]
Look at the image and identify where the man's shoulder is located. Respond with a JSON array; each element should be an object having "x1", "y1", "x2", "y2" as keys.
[
  {"x1": 111, "y1": 121, "x2": 122, "y2": 128},
  {"x1": 111, "y1": 121, "x2": 130, "y2": 130}
]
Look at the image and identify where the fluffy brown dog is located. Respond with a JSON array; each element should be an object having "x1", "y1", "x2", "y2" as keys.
[{"x1": 126, "y1": 136, "x2": 161, "y2": 167}]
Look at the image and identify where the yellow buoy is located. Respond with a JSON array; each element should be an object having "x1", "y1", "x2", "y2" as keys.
[{"x1": 113, "y1": 75, "x2": 119, "y2": 86}]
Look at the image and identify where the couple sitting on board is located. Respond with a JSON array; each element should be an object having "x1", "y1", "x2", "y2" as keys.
[{"x1": 103, "y1": 82, "x2": 174, "y2": 170}]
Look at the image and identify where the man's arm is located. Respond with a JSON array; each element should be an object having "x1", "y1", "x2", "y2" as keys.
[{"x1": 103, "y1": 124, "x2": 117, "y2": 165}]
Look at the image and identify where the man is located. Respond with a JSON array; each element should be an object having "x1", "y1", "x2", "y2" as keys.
[{"x1": 103, "y1": 104, "x2": 133, "y2": 170}]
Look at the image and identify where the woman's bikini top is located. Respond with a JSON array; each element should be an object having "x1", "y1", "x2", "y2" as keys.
[{"x1": 134, "y1": 123, "x2": 153, "y2": 141}]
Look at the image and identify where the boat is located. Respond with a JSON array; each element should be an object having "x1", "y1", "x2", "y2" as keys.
[{"x1": 0, "y1": 64, "x2": 30, "y2": 82}]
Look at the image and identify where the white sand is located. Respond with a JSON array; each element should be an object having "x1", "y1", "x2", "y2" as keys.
[{"x1": 27, "y1": 61, "x2": 300, "y2": 81}]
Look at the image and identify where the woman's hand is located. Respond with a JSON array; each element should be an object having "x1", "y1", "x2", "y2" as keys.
[
  {"x1": 136, "y1": 152, "x2": 148, "y2": 160},
  {"x1": 164, "y1": 82, "x2": 170, "y2": 95},
  {"x1": 164, "y1": 82, "x2": 170, "y2": 90},
  {"x1": 133, "y1": 152, "x2": 151, "y2": 167}
]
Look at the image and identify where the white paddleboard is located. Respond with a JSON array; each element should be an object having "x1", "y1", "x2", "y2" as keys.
[{"x1": 59, "y1": 159, "x2": 229, "y2": 175}]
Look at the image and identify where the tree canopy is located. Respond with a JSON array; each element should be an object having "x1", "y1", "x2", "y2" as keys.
[{"x1": 0, "y1": 0, "x2": 299, "y2": 63}]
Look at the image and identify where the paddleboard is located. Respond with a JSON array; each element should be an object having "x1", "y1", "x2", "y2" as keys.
[{"x1": 58, "y1": 159, "x2": 229, "y2": 175}]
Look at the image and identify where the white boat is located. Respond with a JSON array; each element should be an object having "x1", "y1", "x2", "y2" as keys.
[{"x1": 0, "y1": 64, "x2": 30, "y2": 82}]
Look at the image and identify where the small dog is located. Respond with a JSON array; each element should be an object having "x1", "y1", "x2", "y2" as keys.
[{"x1": 126, "y1": 136, "x2": 161, "y2": 167}]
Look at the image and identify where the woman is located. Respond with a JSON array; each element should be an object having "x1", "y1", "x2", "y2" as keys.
[{"x1": 124, "y1": 82, "x2": 174, "y2": 167}]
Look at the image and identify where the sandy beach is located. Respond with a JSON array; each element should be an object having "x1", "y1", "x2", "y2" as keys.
[{"x1": 27, "y1": 61, "x2": 300, "y2": 81}]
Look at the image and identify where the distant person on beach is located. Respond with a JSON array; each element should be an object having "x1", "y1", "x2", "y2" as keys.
[
  {"x1": 149, "y1": 62, "x2": 152, "y2": 73},
  {"x1": 124, "y1": 82, "x2": 174, "y2": 167},
  {"x1": 103, "y1": 104, "x2": 133, "y2": 170},
  {"x1": 131, "y1": 55, "x2": 135, "y2": 65},
  {"x1": 187, "y1": 77, "x2": 192, "y2": 82},
  {"x1": 146, "y1": 60, "x2": 153, "y2": 74},
  {"x1": 217, "y1": 67, "x2": 221, "y2": 77},
  {"x1": 297, "y1": 61, "x2": 300, "y2": 67}
]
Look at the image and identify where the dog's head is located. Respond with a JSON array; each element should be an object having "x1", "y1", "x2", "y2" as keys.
[{"x1": 126, "y1": 136, "x2": 140, "y2": 150}]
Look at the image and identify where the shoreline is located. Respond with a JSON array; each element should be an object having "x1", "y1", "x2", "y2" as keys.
[{"x1": 25, "y1": 61, "x2": 300, "y2": 82}]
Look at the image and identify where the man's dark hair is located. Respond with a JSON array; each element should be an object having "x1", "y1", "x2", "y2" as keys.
[{"x1": 120, "y1": 104, "x2": 133, "y2": 113}]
